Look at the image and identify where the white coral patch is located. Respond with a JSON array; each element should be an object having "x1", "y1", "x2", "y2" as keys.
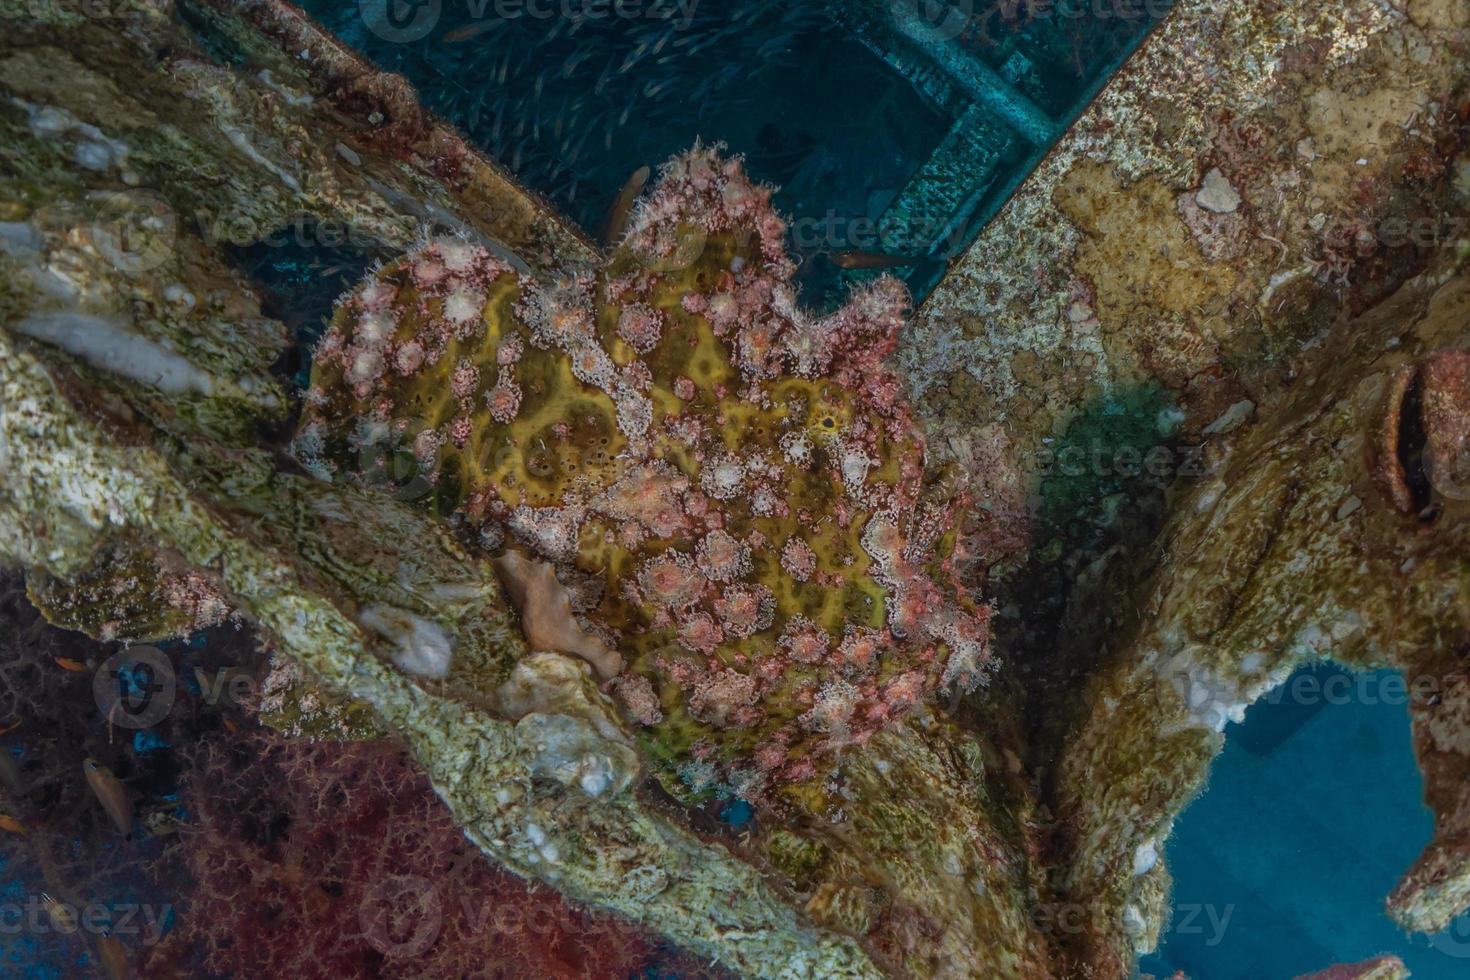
[
  {"x1": 486, "y1": 378, "x2": 522, "y2": 422},
  {"x1": 839, "y1": 444, "x2": 876, "y2": 492},
  {"x1": 408, "y1": 426, "x2": 443, "y2": 469},
  {"x1": 700, "y1": 454, "x2": 745, "y2": 500},
  {"x1": 1132, "y1": 839, "x2": 1158, "y2": 877},
  {"x1": 394, "y1": 341, "x2": 425, "y2": 374},
  {"x1": 781, "y1": 537, "x2": 817, "y2": 582},
  {"x1": 1157, "y1": 647, "x2": 1292, "y2": 733},
  {"x1": 515, "y1": 712, "x2": 638, "y2": 799},
  {"x1": 357, "y1": 309, "x2": 396, "y2": 345},
  {"x1": 509, "y1": 505, "x2": 584, "y2": 563},
  {"x1": 637, "y1": 552, "x2": 705, "y2": 609},
  {"x1": 358, "y1": 279, "x2": 396, "y2": 309},
  {"x1": 435, "y1": 236, "x2": 480, "y2": 272},
  {"x1": 801, "y1": 680, "x2": 859, "y2": 738},
  {"x1": 443, "y1": 287, "x2": 485, "y2": 325},
  {"x1": 616, "y1": 302, "x2": 664, "y2": 353},
  {"x1": 780, "y1": 431, "x2": 813, "y2": 467},
  {"x1": 346, "y1": 347, "x2": 384, "y2": 384},
  {"x1": 614, "y1": 387, "x2": 653, "y2": 440},
  {"x1": 14, "y1": 312, "x2": 222, "y2": 397},
  {"x1": 357, "y1": 604, "x2": 454, "y2": 678},
  {"x1": 569, "y1": 341, "x2": 617, "y2": 389}
]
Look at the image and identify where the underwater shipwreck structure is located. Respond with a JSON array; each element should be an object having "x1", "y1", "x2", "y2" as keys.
[{"x1": 3, "y1": 0, "x2": 1470, "y2": 977}]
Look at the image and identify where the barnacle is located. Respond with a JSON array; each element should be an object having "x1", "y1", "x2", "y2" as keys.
[{"x1": 297, "y1": 147, "x2": 991, "y2": 805}]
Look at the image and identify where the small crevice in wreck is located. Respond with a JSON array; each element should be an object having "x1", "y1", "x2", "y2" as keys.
[{"x1": 1394, "y1": 365, "x2": 1437, "y2": 519}]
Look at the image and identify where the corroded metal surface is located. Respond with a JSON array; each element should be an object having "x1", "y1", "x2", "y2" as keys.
[
  {"x1": 192, "y1": 0, "x2": 601, "y2": 275},
  {"x1": 906, "y1": 0, "x2": 1470, "y2": 969},
  {"x1": 908, "y1": 0, "x2": 1459, "y2": 474}
]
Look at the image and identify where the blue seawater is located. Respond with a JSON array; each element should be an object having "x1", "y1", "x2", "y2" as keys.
[
  {"x1": 1140, "y1": 665, "x2": 1470, "y2": 979},
  {"x1": 286, "y1": 0, "x2": 1168, "y2": 305}
]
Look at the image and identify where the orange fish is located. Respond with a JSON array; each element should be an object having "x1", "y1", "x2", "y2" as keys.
[
  {"x1": 96, "y1": 927, "x2": 131, "y2": 980},
  {"x1": 829, "y1": 249, "x2": 923, "y2": 270},
  {"x1": 443, "y1": 20, "x2": 498, "y2": 43},
  {"x1": 53, "y1": 657, "x2": 87, "y2": 672},
  {"x1": 0, "y1": 720, "x2": 20, "y2": 735},
  {"x1": 0, "y1": 813, "x2": 26, "y2": 835}
]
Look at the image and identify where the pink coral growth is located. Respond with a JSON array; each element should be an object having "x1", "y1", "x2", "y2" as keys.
[
  {"x1": 778, "y1": 617, "x2": 831, "y2": 665},
  {"x1": 609, "y1": 673, "x2": 663, "y2": 727},
  {"x1": 302, "y1": 147, "x2": 994, "y2": 796},
  {"x1": 616, "y1": 302, "x2": 666, "y2": 354},
  {"x1": 714, "y1": 585, "x2": 775, "y2": 639},
  {"x1": 623, "y1": 144, "x2": 911, "y2": 392},
  {"x1": 689, "y1": 669, "x2": 761, "y2": 729},
  {"x1": 694, "y1": 529, "x2": 750, "y2": 584},
  {"x1": 308, "y1": 235, "x2": 512, "y2": 419}
]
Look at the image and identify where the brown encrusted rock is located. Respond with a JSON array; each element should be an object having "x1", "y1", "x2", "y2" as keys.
[{"x1": 1294, "y1": 955, "x2": 1410, "y2": 980}]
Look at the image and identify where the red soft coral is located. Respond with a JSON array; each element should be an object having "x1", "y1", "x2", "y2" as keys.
[{"x1": 151, "y1": 731, "x2": 717, "y2": 979}]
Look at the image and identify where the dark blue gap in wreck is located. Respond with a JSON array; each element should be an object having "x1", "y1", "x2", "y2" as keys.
[
  {"x1": 225, "y1": 221, "x2": 381, "y2": 396},
  {"x1": 1139, "y1": 664, "x2": 1470, "y2": 980},
  {"x1": 294, "y1": 0, "x2": 1174, "y2": 307}
]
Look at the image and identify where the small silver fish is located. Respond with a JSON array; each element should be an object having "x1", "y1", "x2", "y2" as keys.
[
  {"x1": 83, "y1": 758, "x2": 133, "y2": 838},
  {"x1": 0, "y1": 751, "x2": 24, "y2": 797},
  {"x1": 41, "y1": 893, "x2": 77, "y2": 934}
]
